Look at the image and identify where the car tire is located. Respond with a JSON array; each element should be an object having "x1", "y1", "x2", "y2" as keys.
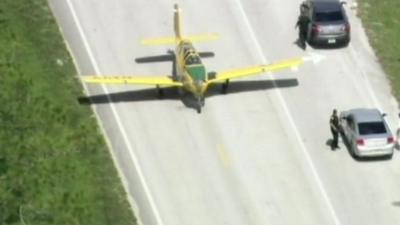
[
  {"x1": 350, "y1": 144, "x2": 358, "y2": 159},
  {"x1": 350, "y1": 149, "x2": 357, "y2": 159},
  {"x1": 307, "y1": 35, "x2": 313, "y2": 46}
]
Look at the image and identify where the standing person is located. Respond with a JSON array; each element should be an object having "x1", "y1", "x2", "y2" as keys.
[
  {"x1": 295, "y1": 3, "x2": 310, "y2": 49},
  {"x1": 330, "y1": 109, "x2": 340, "y2": 150}
]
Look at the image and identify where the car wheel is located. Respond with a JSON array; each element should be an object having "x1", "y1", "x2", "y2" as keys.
[
  {"x1": 306, "y1": 35, "x2": 313, "y2": 46},
  {"x1": 350, "y1": 144, "x2": 358, "y2": 159}
]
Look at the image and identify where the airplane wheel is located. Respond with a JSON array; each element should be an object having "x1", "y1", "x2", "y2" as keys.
[
  {"x1": 157, "y1": 89, "x2": 164, "y2": 99},
  {"x1": 156, "y1": 85, "x2": 164, "y2": 99},
  {"x1": 196, "y1": 97, "x2": 203, "y2": 113},
  {"x1": 177, "y1": 87, "x2": 184, "y2": 95},
  {"x1": 221, "y1": 84, "x2": 227, "y2": 94},
  {"x1": 221, "y1": 79, "x2": 229, "y2": 94}
]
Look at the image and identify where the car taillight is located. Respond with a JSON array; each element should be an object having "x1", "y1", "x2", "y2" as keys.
[
  {"x1": 312, "y1": 25, "x2": 321, "y2": 33},
  {"x1": 345, "y1": 24, "x2": 350, "y2": 33},
  {"x1": 387, "y1": 137, "x2": 394, "y2": 144},
  {"x1": 356, "y1": 139, "x2": 364, "y2": 146}
]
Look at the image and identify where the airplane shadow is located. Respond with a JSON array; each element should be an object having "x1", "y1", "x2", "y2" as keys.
[
  {"x1": 135, "y1": 54, "x2": 174, "y2": 63},
  {"x1": 135, "y1": 51, "x2": 215, "y2": 63},
  {"x1": 78, "y1": 78, "x2": 299, "y2": 112},
  {"x1": 392, "y1": 201, "x2": 400, "y2": 207},
  {"x1": 135, "y1": 50, "x2": 178, "y2": 80},
  {"x1": 206, "y1": 78, "x2": 298, "y2": 96}
]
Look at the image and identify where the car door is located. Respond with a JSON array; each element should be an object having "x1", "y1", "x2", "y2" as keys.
[{"x1": 346, "y1": 116, "x2": 357, "y2": 152}]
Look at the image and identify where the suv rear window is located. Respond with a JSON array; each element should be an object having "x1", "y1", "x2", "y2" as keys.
[
  {"x1": 358, "y1": 122, "x2": 387, "y2": 135},
  {"x1": 315, "y1": 11, "x2": 344, "y2": 22}
]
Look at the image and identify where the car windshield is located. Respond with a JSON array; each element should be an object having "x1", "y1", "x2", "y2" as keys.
[
  {"x1": 358, "y1": 122, "x2": 387, "y2": 135},
  {"x1": 315, "y1": 11, "x2": 343, "y2": 22}
]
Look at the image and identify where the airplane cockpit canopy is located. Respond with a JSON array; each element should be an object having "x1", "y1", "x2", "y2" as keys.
[
  {"x1": 185, "y1": 53, "x2": 201, "y2": 65},
  {"x1": 181, "y1": 42, "x2": 202, "y2": 65}
]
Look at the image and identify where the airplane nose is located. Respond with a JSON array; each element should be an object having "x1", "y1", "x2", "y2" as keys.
[
  {"x1": 195, "y1": 80, "x2": 205, "y2": 93},
  {"x1": 196, "y1": 80, "x2": 203, "y2": 87}
]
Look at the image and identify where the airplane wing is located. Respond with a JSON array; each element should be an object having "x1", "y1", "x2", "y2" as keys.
[
  {"x1": 82, "y1": 75, "x2": 183, "y2": 87},
  {"x1": 207, "y1": 57, "x2": 304, "y2": 84}
]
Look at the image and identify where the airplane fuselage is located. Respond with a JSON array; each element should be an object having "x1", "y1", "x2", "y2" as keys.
[{"x1": 175, "y1": 40, "x2": 208, "y2": 100}]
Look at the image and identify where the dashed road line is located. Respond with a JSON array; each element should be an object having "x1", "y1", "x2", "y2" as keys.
[
  {"x1": 217, "y1": 143, "x2": 232, "y2": 167},
  {"x1": 232, "y1": 1, "x2": 342, "y2": 225}
]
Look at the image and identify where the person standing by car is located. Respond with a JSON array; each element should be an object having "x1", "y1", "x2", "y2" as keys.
[
  {"x1": 295, "y1": 3, "x2": 310, "y2": 49},
  {"x1": 330, "y1": 109, "x2": 340, "y2": 150}
]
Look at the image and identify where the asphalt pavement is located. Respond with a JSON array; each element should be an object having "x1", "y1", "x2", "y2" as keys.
[{"x1": 50, "y1": 0, "x2": 400, "y2": 225}]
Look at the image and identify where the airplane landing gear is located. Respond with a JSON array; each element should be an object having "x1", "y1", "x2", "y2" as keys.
[
  {"x1": 156, "y1": 85, "x2": 164, "y2": 99},
  {"x1": 221, "y1": 79, "x2": 230, "y2": 94},
  {"x1": 196, "y1": 96, "x2": 205, "y2": 114}
]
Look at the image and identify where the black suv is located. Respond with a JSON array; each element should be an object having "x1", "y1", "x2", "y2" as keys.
[{"x1": 302, "y1": 0, "x2": 350, "y2": 46}]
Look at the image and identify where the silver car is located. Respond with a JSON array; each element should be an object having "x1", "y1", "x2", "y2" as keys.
[
  {"x1": 340, "y1": 108, "x2": 394, "y2": 158},
  {"x1": 302, "y1": 0, "x2": 350, "y2": 46}
]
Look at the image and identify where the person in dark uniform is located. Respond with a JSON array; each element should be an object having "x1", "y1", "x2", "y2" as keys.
[
  {"x1": 295, "y1": 3, "x2": 310, "y2": 49},
  {"x1": 330, "y1": 109, "x2": 340, "y2": 150}
]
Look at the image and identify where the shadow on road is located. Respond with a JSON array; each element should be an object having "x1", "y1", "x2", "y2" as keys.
[
  {"x1": 392, "y1": 201, "x2": 400, "y2": 207},
  {"x1": 135, "y1": 51, "x2": 215, "y2": 63},
  {"x1": 325, "y1": 139, "x2": 336, "y2": 151},
  {"x1": 78, "y1": 78, "x2": 299, "y2": 112},
  {"x1": 293, "y1": 39, "x2": 306, "y2": 51}
]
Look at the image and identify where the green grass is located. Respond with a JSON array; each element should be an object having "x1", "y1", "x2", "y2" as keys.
[
  {"x1": 358, "y1": 0, "x2": 400, "y2": 99},
  {"x1": 0, "y1": 0, "x2": 137, "y2": 224}
]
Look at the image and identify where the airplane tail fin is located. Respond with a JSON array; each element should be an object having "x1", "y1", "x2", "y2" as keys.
[
  {"x1": 141, "y1": 4, "x2": 219, "y2": 45},
  {"x1": 174, "y1": 3, "x2": 183, "y2": 40}
]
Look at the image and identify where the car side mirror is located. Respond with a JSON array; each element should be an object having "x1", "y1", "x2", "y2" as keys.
[
  {"x1": 340, "y1": 1, "x2": 347, "y2": 5},
  {"x1": 382, "y1": 113, "x2": 387, "y2": 117}
]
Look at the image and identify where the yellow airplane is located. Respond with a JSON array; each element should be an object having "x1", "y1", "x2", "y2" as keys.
[{"x1": 83, "y1": 4, "x2": 306, "y2": 113}]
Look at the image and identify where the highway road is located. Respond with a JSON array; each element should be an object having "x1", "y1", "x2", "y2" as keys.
[{"x1": 50, "y1": 0, "x2": 400, "y2": 224}]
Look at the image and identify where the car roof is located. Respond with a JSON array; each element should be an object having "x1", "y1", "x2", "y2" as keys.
[
  {"x1": 311, "y1": 0, "x2": 342, "y2": 12},
  {"x1": 348, "y1": 108, "x2": 384, "y2": 123}
]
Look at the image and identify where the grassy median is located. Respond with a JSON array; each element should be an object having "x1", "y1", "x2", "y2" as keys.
[
  {"x1": 358, "y1": 0, "x2": 400, "y2": 99},
  {"x1": 0, "y1": 0, "x2": 136, "y2": 224}
]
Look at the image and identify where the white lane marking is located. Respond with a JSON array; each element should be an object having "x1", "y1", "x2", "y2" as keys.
[
  {"x1": 346, "y1": 6, "x2": 397, "y2": 132},
  {"x1": 67, "y1": 43, "x2": 140, "y2": 217},
  {"x1": 348, "y1": 45, "x2": 381, "y2": 109},
  {"x1": 65, "y1": 1, "x2": 165, "y2": 225},
  {"x1": 232, "y1": 1, "x2": 342, "y2": 225},
  {"x1": 303, "y1": 52, "x2": 326, "y2": 65},
  {"x1": 348, "y1": 44, "x2": 398, "y2": 136}
]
